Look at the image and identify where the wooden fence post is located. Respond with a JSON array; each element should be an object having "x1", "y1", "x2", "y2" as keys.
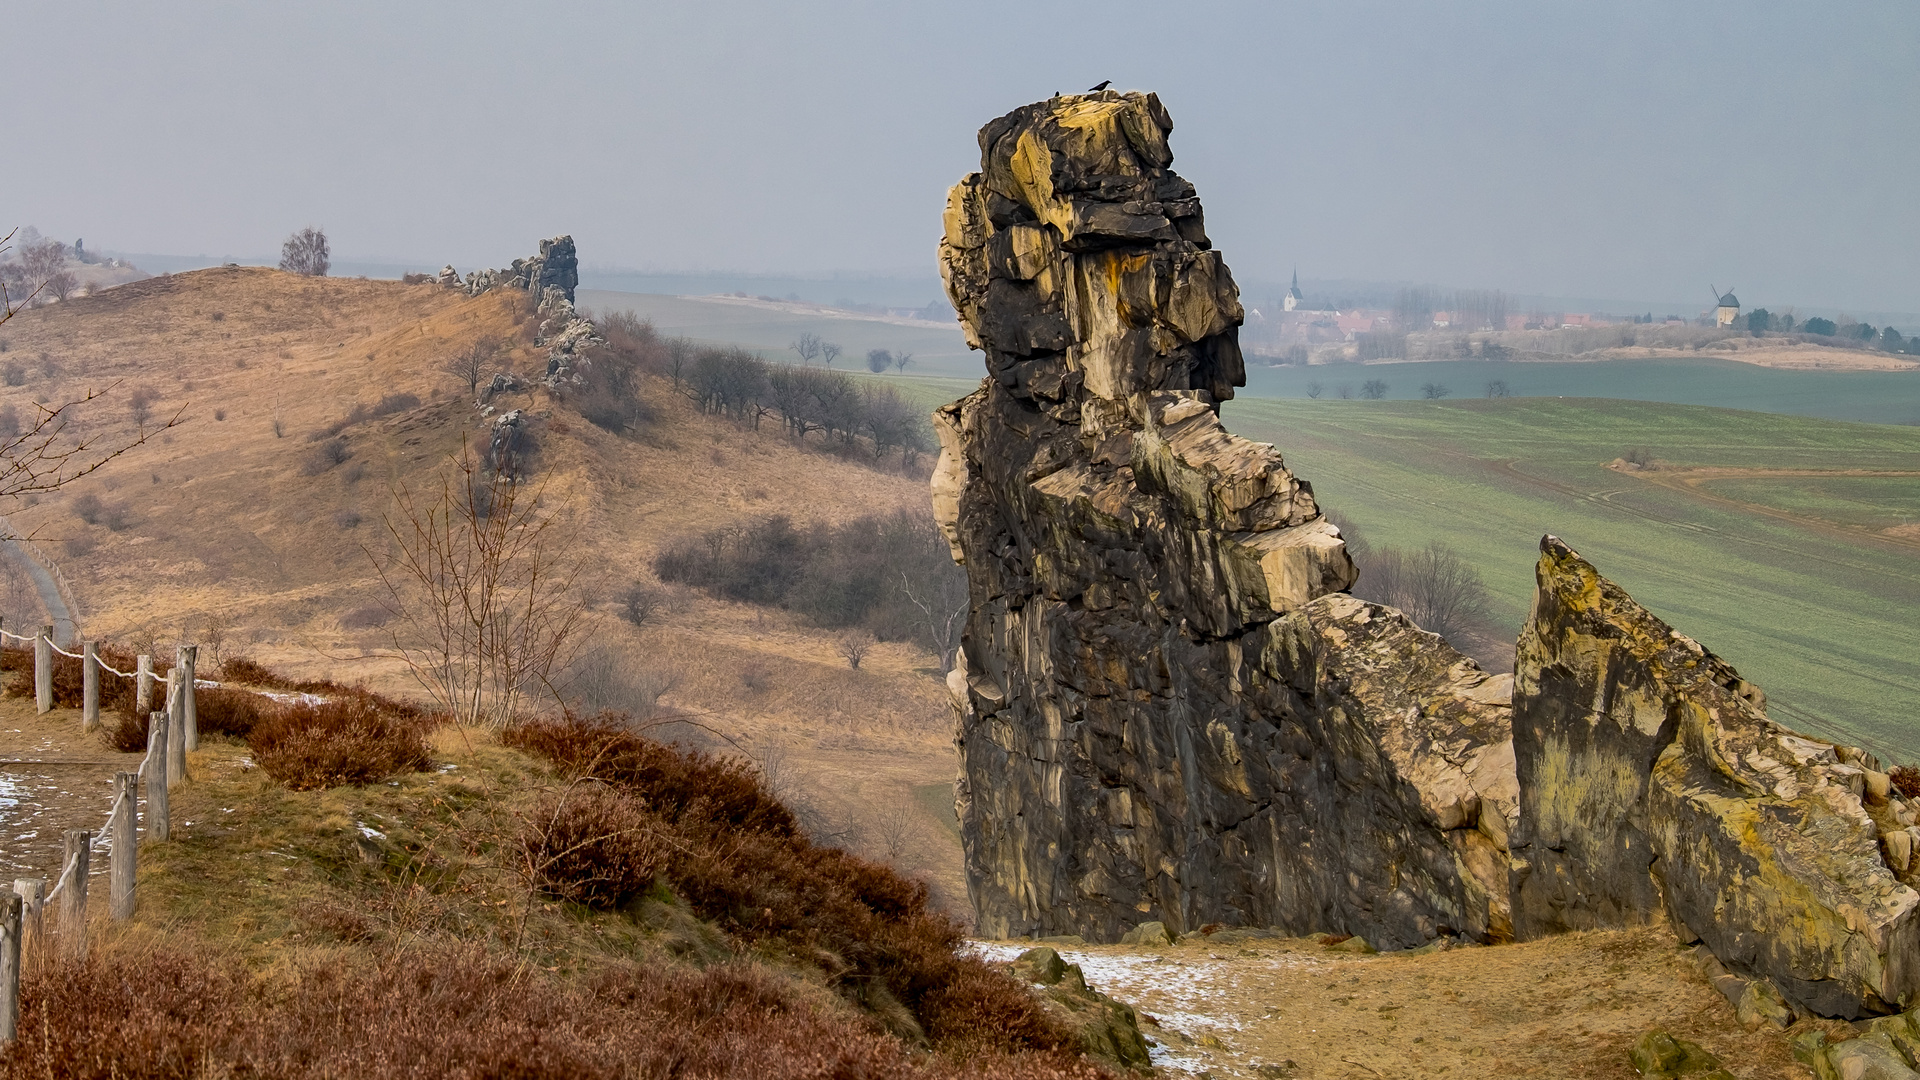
[
  {"x1": 135, "y1": 654, "x2": 153, "y2": 713},
  {"x1": 110, "y1": 773, "x2": 136, "y2": 920},
  {"x1": 145, "y1": 715, "x2": 169, "y2": 842},
  {"x1": 0, "y1": 889, "x2": 19, "y2": 1046},
  {"x1": 166, "y1": 699, "x2": 186, "y2": 789},
  {"x1": 82, "y1": 641, "x2": 100, "y2": 732},
  {"x1": 34, "y1": 624, "x2": 52, "y2": 714},
  {"x1": 60, "y1": 830, "x2": 89, "y2": 959},
  {"x1": 7, "y1": 880, "x2": 40, "y2": 957},
  {"x1": 180, "y1": 644, "x2": 198, "y2": 751}
]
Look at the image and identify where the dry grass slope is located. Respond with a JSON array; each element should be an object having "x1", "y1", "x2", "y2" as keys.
[{"x1": 0, "y1": 266, "x2": 970, "y2": 906}]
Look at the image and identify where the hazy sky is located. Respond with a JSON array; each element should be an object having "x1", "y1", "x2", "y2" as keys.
[{"x1": 9, "y1": 1, "x2": 1917, "y2": 312}]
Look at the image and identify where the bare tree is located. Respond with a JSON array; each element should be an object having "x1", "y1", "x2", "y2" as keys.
[
  {"x1": 369, "y1": 451, "x2": 588, "y2": 727},
  {"x1": 1485, "y1": 380, "x2": 1510, "y2": 399},
  {"x1": 619, "y1": 581, "x2": 664, "y2": 628},
  {"x1": 890, "y1": 351, "x2": 913, "y2": 373},
  {"x1": 45, "y1": 269, "x2": 76, "y2": 302},
  {"x1": 202, "y1": 610, "x2": 232, "y2": 667},
  {"x1": 902, "y1": 570, "x2": 967, "y2": 673},
  {"x1": 129, "y1": 386, "x2": 158, "y2": 428},
  {"x1": 1421, "y1": 382, "x2": 1451, "y2": 399},
  {"x1": 1353, "y1": 543, "x2": 1492, "y2": 645},
  {"x1": 820, "y1": 341, "x2": 842, "y2": 368},
  {"x1": 840, "y1": 631, "x2": 873, "y2": 670},
  {"x1": 443, "y1": 337, "x2": 500, "y2": 397},
  {"x1": 1305, "y1": 381, "x2": 1323, "y2": 400},
  {"x1": 1360, "y1": 379, "x2": 1389, "y2": 399},
  {"x1": 790, "y1": 332, "x2": 822, "y2": 366},
  {"x1": 279, "y1": 227, "x2": 330, "y2": 277},
  {"x1": 870, "y1": 802, "x2": 915, "y2": 865}
]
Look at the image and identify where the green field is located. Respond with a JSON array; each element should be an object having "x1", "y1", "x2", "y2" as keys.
[
  {"x1": 578, "y1": 289, "x2": 981, "y2": 378},
  {"x1": 1241, "y1": 358, "x2": 1920, "y2": 426},
  {"x1": 1218, "y1": 397, "x2": 1920, "y2": 762}
]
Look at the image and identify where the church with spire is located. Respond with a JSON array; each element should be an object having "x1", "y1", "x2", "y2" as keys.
[{"x1": 1283, "y1": 269, "x2": 1305, "y2": 312}]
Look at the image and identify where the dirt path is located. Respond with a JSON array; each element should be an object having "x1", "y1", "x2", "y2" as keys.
[
  {"x1": 976, "y1": 929, "x2": 1829, "y2": 1079},
  {"x1": 0, "y1": 696, "x2": 144, "y2": 884},
  {"x1": 1612, "y1": 464, "x2": 1920, "y2": 554}
]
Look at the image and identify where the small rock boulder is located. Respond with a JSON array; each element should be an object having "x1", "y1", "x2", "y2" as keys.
[
  {"x1": 1118, "y1": 921, "x2": 1176, "y2": 947},
  {"x1": 1628, "y1": 1031, "x2": 1737, "y2": 1079},
  {"x1": 1012, "y1": 946, "x2": 1070, "y2": 986},
  {"x1": 1012, "y1": 949, "x2": 1150, "y2": 1071}
]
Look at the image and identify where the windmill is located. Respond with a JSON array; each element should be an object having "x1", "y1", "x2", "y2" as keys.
[{"x1": 1710, "y1": 285, "x2": 1740, "y2": 327}]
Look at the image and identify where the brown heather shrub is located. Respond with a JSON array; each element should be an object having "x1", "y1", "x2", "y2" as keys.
[
  {"x1": 2, "y1": 947, "x2": 1107, "y2": 1079},
  {"x1": 503, "y1": 714, "x2": 1077, "y2": 1057},
  {"x1": 505, "y1": 713, "x2": 797, "y2": 836},
  {"x1": 248, "y1": 692, "x2": 435, "y2": 790},
  {"x1": 194, "y1": 686, "x2": 274, "y2": 738},
  {"x1": 520, "y1": 782, "x2": 667, "y2": 908},
  {"x1": 1893, "y1": 765, "x2": 1920, "y2": 800}
]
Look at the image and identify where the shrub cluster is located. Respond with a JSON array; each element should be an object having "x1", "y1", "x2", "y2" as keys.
[
  {"x1": 247, "y1": 692, "x2": 434, "y2": 790},
  {"x1": 57, "y1": 650, "x2": 435, "y2": 788},
  {"x1": 502, "y1": 714, "x2": 1076, "y2": 1057},
  {"x1": 520, "y1": 782, "x2": 667, "y2": 907},
  {"x1": 4, "y1": 946, "x2": 1103, "y2": 1080},
  {"x1": 654, "y1": 508, "x2": 963, "y2": 647}
]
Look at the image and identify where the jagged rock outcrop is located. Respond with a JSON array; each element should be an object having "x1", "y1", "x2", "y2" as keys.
[
  {"x1": 533, "y1": 287, "x2": 602, "y2": 391},
  {"x1": 1512, "y1": 535, "x2": 1920, "y2": 1017},
  {"x1": 934, "y1": 92, "x2": 1517, "y2": 948},
  {"x1": 463, "y1": 235, "x2": 579, "y2": 303}
]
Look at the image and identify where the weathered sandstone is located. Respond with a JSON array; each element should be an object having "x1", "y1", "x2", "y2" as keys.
[
  {"x1": 1512, "y1": 535, "x2": 1920, "y2": 1017},
  {"x1": 934, "y1": 93, "x2": 1517, "y2": 948}
]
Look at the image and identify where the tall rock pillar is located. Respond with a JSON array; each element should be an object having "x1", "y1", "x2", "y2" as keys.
[{"x1": 933, "y1": 92, "x2": 1518, "y2": 948}]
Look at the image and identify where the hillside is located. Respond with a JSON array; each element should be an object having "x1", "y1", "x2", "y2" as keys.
[{"x1": 0, "y1": 266, "x2": 971, "y2": 909}]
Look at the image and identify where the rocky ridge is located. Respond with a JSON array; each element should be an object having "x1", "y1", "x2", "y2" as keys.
[
  {"x1": 459, "y1": 234, "x2": 580, "y2": 303},
  {"x1": 936, "y1": 91, "x2": 1920, "y2": 1021}
]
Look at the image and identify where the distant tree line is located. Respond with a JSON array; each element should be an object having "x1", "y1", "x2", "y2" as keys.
[
  {"x1": 654, "y1": 509, "x2": 966, "y2": 670},
  {"x1": 1393, "y1": 287, "x2": 1509, "y2": 333},
  {"x1": 684, "y1": 350, "x2": 932, "y2": 465},
  {"x1": 1745, "y1": 308, "x2": 1917, "y2": 354}
]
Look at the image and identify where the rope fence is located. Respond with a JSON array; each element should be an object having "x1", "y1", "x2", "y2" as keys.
[
  {"x1": 0, "y1": 599, "x2": 338, "y2": 1040},
  {"x1": 1, "y1": 653, "x2": 179, "y2": 1039}
]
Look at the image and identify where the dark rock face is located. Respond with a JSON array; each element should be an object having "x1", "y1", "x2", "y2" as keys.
[
  {"x1": 1512, "y1": 536, "x2": 1920, "y2": 1018},
  {"x1": 463, "y1": 235, "x2": 579, "y2": 303},
  {"x1": 534, "y1": 235, "x2": 579, "y2": 302},
  {"x1": 934, "y1": 93, "x2": 1517, "y2": 948}
]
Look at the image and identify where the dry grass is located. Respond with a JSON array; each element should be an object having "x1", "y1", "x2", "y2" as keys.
[{"x1": 2, "y1": 942, "x2": 1106, "y2": 1080}]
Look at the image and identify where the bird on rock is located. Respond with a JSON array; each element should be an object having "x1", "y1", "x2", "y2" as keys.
[{"x1": 1087, "y1": 80, "x2": 1111, "y2": 91}]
